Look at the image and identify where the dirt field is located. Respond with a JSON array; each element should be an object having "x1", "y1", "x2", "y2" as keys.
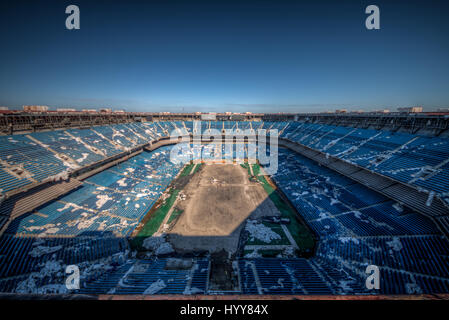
[{"x1": 167, "y1": 163, "x2": 280, "y2": 254}]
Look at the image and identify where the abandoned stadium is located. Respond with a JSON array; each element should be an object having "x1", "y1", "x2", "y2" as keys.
[{"x1": 0, "y1": 112, "x2": 449, "y2": 297}]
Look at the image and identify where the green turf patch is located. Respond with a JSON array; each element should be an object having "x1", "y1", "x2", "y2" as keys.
[
  {"x1": 130, "y1": 189, "x2": 179, "y2": 250},
  {"x1": 243, "y1": 249, "x2": 253, "y2": 256},
  {"x1": 180, "y1": 163, "x2": 194, "y2": 176},
  {"x1": 167, "y1": 208, "x2": 183, "y2": 224},
  {"x1": 252, "y1": 163, "x2": 315, "y2": 255},
  {"x1": 251, "y1": 163, "x2": 261, "y2": 176},
  {"x1": 140, "y1": 189, "x2": 179, "y2": 236},
  {"x1": 130, "y1": 162, "x2": 202, "y2": 251},
  {"x1": 240, "y1": 163, "x2": 251, "y2": 176},
  {"x1": 191, "y1": 163, "x2": 203, "y2": 174}
]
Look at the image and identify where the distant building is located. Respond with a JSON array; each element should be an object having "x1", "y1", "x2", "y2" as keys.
[
  {"x1": 374, "y1": 109, "x2": 390, "y2": 114},
  {"x1": 398, "y1": 106, "x2": 423, "y2": 113},
  {"x1": 335, "y1": 109, "x2": 348, "y2": 114},
  {"x1": 82, "y1": 109, "x2": 97, "y2": 113},
  {"x1": 114, "y1": 110, "x2": 125, "y2": 113},
  {"x1": 201, "y1": 113, "x2": 217, "y2": 121},
  {"x1": 230, "y1": 114, "x2": 245, "y2": 121},
  {"x1": 100, "y1": 108, "x2": 112, "y2": 113},
  {"x1": 56, "y1": 108, "x2": 76, "y2": 112},
  {"x1": 0, "y1": 107, "x2": 9, "y2": 111},
  {"x1": 23, "y1": 105, "x2": 48, "y2": 112}
]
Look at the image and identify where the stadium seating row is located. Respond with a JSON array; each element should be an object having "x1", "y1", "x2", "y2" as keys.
[
  {"x1": 264, "y1": 148, "x2": 449, "y2": 294},
  {"x1": 279, "y1": 121, "x2": 449, "y2": 199},
  {"x1": 3, "y1": 146, "x2": 182, "y2": 239},
  {"x1": 0, "y1": 121, "x2": 182, "y2": 195}
]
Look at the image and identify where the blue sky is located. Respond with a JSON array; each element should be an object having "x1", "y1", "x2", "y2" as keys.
[{"x1": 0, "y1": 0, "x2": 448, "y2": 113}]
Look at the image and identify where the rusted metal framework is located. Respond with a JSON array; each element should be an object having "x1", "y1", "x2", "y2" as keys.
[
  {"x1": 1, "y1": 111, "x2": 449, "y2": 135},
  {"x1": 0, "y1": 112, "x2": 141, "y2": 134},
  {"x1": 262, "y1": 114, "x2": 297, "y2": 121},
  {"x1": 296, "y1": 113, "x2": 449, "y2": 134}
]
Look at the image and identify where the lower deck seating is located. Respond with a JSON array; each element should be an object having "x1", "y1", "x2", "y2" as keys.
[
  {"x1": 3, "y1": 146, "x2": 182, "y2": 238},
  {"x1": 0, "y1": 234, "x2": 128, "y2": 280},
  {"x1": 264, "y1": 148, "x2": 449, "y2": 294}
]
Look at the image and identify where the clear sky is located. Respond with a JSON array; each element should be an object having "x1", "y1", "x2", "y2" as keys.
[{"x1": 0, "y1": 0, "x2": 448, "y2": 113}]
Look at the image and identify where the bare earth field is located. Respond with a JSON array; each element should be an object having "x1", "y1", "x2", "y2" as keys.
[{"x1": 167, "y1": 163, "x2": 280, "y2": 254}]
